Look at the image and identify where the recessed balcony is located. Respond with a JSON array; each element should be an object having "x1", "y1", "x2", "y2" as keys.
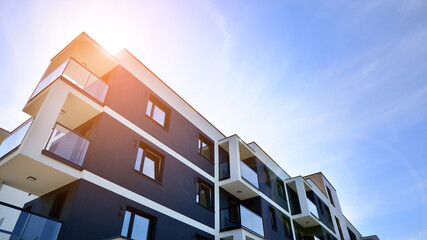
[
  {"x1": 24, "y1": 58, "x2": 108, "y2": 121},
  {"x1": 42, "y1": 123, "x2": 90, "y2": 170},
  {"x1": 218, "y1": 135, "x2": 260, "y2": 200},
  {"x1": 0, "y1": 201, "x2": 62, "y2": 240},
  {"x1": 0, "y1": 114, "x2": 90, "y2": 196},
  {"x1": 220, "y1": 204, "x2": 264, "y2": 238}
]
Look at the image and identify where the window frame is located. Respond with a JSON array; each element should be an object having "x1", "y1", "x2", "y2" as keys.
[
  {"x1": 327, "y1": 187, "x2": 335, "y2": 207},
  {"x1": 268, "y1": 206, "x2": 277, "y2": 231},
  {"x1": 196, "y1": 178, "x2": 214, "y2": 211},
  {"x1": 264, "y1": 166, "x2": 271, "y2": 188},
  {"x1": 276, "y1": 178, "x2": 286, "y2": 199},
  {"x1": 134, "y1": 143, "x2": 164, "y2": 183},
  {"x1": 198, "y1": 133, "x2": 213, "y2": 163},
  {"x1": 145, "y1": 95, "x2": 170, "y2": 129},
  {"x1": 281, "y1": 215, "x2": 292, "y2": 239},
  {"x1": 121, "y1": 207, "x2": 155, "y2": 240},
  {"x1": 335, "y1": 216, "x2": 344, "y2": 240}
]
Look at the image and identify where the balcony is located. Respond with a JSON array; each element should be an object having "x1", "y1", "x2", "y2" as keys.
[
  {"x1": 30, "y1": 58, "x2": 108, "y2": 104},
  {"x1": 220, "y1": 205, "x2": 264, "y2": 238},
  {"x1": 218, "y1": 135, "x2": 260, "y2": 200},
  {"x1": 0, "y1": 118, "x2": 33, "y2": 160},
  {"x1": 0, "y1": 201, "x2": 62, "y2": 240},
  {"x1": 0, "y1": 118, "x2": 86, "y2": 196},
  {"x1": 42, "y1": 123, "x2": 89, "y2": 169}
]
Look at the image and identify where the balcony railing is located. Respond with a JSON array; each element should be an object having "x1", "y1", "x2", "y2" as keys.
[
  {"x1": 241, "y1": 161, "x2": 259, "y2": 189},
  {"x1": 0, "y1": 201, "x2": 62, "y2": 240},
  {"x1": 44, "y1": 123, "x2": 89, "y2": 167},
  {"x1": 220, "y1": 205, "x2": 264, "y2": 237},
  {"x1": 307, "y1": 199, "x2": 319, "y2": 219},
  {"x1": 31, "y1": 58, "x2": 108, "y2": 103},
  {"x1": 0, "y1": 118, "x2": 33, "y2": 160}
]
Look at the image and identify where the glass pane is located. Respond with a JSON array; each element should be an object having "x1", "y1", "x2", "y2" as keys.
[
  {"x1": 83, "y1": 74, "x2": 109, "y2": 103},
  {"x1": 146, "y1": 101, "x2": 153, "y2": 116},
  {"x1": 152, "y1": 105, "x2": 166, "y2": 126},
  {"x1": 134, "y1": 148, "x2": 144, "y2": 171},
  {"x1": 0, "y1": 118, "x2": 33, "y2": 159},
  {"x1": 21, "y1": 214, "x2": 61, "y2": 240},
  {"x1": 307, "y1": 199, "x2": 319, "y2": 218},
  {"x1": 240, "y1": 161, "x2": 259, "y2": 188},
  {"x1": 0, "y1": 202, "x2": 61, "y2": 240},
  {"x1": 121, "y1": 211, "x2": 131, "y2": 237},
  {"x1": 200, "y1": 139, "x2": 210, "y2": 160},
  {"x1": 240, "y1": 205, "x2": 264, "y2": 236},
  {"x1": 131, "y1": 214, "x2": 150, "y2": 240},
  {"x1": 45, "y1": 124, "x2": 89, "y2": 166},
  {"x1": 199, "y1": 184, "x2": 210, "y2": 208},
  {"x1": 31, "y1": 59, "x2": 69, "y2": 99},
  {"x1": 143, "y1": 157, "x2": 156, "y2": 179}
]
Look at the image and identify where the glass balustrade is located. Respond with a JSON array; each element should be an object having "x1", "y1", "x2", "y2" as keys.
[
  {"x1": 0, "y1": 201, "x2": 62, "y2": 240},
  {"x1": 240, "y1": 161, "x2": 259, "y2": 188},
  {"x1": 240, "y1": 205, "x2": 264, "y2": 236},
  {"x1": 307, "y1": 199, "x2": 319, "y2": 219},
  {"x1": 44, "y1": 123, "x2": 89, "y2": 166},
  {"x1": 220, "y1": 204, "x2": 264, "y2": 237},
  {"x1": 0, "y1": 118, "x2": 33, "y2": 159},
  {"x1": 30, "y1": 58, "x2": 108, "y2": 103}
]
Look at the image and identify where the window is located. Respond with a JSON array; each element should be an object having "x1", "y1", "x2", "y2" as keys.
[
  {"x1": 196, "y1": 179, "x2": 213, "y2": 210},
  {"x1": 268, "y1": 207, "x2": 277, "y2": 230},
  {"x1": 277, "y1": 178, "x2": 286, "y2": 199},
  {"x1": 325, "y1": 205, "x2": 332, "y2": 223},
  {"x1": 121, "y1": 209, "x2": 154, "y2": 240},
  {"x1": 347, "y1": 227, "x2": 357, "y2": 240},
  {"x1": 327, "y1": 187, "x2": 335, "y2": 207},
  {"x1": 135, "y1": 144, "x2": 163, "y2": 182},
  {"x1": 146, "y1": 95, "x2": 170, "y2": 128},
  {"x1": 281, "y1": 215, "x2": 292, "y2": 239},
  {"x1": 335, "y1": 216, "x2": 344, "y2": 240},
  {"x1": 198, "y1": 134, "x2": 213, "y2": 162},
  {"x1": 264, "y1": 167, "x2": 271, "y2": 188}
]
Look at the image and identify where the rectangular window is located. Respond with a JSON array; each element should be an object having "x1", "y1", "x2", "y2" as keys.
[
  {"x1": 277, "y1": 178, "x2": 286, "y2": 199},
  {"x1": 121, "y1": 209, "x2": 154, "y2": 240},
  {"x1": 335, "y1": 216, "x2": 344, "y2": 240},
  {"x1": 269, "y1": 207, "x2": 277, "y2": 230},
  {"x1": 327, "y1": 187, "x2": 335, "y2": 207},
  {"x1": 281, "y1": 215, "x2": 292, "y2": 239},
  {"x1": 264, "y1": 167, "x2": 271, "y2": 188},
  {"x1": 146, "y1": 95, "x2": 170, "y2": 128},
  {"x1": 196, "y1": 179, "x2": 213, "y2": 210},
  {"x1": 198, "y1": 134, "x2": 213, "y2": 162},
  {"x1": 135, "y1": 144, "x2": 163, "y2": 182},
  {"x1": 347, "y1": 227, "x2": 357, "y2": 240}
]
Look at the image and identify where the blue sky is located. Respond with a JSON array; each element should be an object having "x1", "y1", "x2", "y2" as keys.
[{"x1": 1, "y1": 0, "x2": 427, "y2": 239}]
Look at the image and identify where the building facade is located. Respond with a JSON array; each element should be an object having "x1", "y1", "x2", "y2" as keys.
[{"x1": 0, "y1": 33, "x2": 378, "y2": 240}]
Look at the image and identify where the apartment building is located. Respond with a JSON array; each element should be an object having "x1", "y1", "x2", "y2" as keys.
[{"x1": 0, "y1": 33, "x2": 378, "y2": 240}]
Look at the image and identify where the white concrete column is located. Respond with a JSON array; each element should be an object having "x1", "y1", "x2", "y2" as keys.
[
  {"x1": 20, "y1": 81, "x2": 70, "y2": 158},
  {"x1": 228, "y1": 135, "x2": 241, "y2": 181},
  {"x1": 214, "y1": 141, "x2": 220, "y2": 240},
  {"x1": 295, "y1": 178, "x2": 309, "y2": 215}
]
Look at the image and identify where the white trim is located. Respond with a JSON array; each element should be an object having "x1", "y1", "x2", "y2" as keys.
[
  {"x1": 103, "y1": 106, "x2": 215, "y2": 183},
  {"x1": 82, "y1": 170, "x2": 215, "y2": 235}
]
